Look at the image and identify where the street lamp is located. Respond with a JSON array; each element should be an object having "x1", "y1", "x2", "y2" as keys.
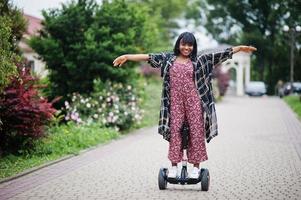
[{"x1": 283, "y1": 25, "x2": 301, "y2": 94}]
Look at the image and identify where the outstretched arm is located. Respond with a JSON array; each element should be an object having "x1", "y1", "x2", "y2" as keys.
[
  {"x1": 206, "y1": 45, "x2": 257, "y2": 67},
  {"x1": 232, "y1": 45, "x2": 257, "y2": 54},
  {"x1": 113, "y1": 54, "x2": 149, "y2": 67}
]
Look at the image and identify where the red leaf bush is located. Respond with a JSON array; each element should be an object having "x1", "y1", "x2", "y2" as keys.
[{"x1": 0, "y1": 61, "x2": 57, "y2": 154}]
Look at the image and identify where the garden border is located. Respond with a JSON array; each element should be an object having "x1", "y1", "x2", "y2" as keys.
[{"x1": 0, "y1": 145, "x2": 100, "y2": 184}]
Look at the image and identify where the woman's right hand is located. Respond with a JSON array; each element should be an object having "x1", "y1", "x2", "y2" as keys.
[{"x1": 113, "y1": 55, "x2": 127, "y2": 67}]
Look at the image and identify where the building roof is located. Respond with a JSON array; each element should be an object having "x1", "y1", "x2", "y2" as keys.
[
  {"x1": 23, "y1": 14, "x2": 42, "y2": 36},
  {"x1": 19, "y1": 14, "x2": 43, "y2": 53}
]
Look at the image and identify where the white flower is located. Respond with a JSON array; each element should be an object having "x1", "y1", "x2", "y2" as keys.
[
  {"x1": 93, "y1": 114, "x2": 99, "y2": 118},
  {"x1": 113, "y1": 116, "x2": 118, "y2": 122},
  {"x1": 98, "y1": 108, "x2": 102, "y2": 112},
  {"x1": 99, "y1": 96, "x2": 103, "y2": 100},
  {"x1": 102, "y1": 119, "x2": 107, "y2": 124},
  {"x1": 124, "y1": 112, "x2": 128, "y2": 116},
  {"x1": 127, "y1": 85, "x2": 132, "y2": 90},
  {"x1": 80, "y1": 99, "x2": 85, "y2": 103},
  {"x1": 64, "y1": 101, "x2": 70, "y2": 109},
  {"x1": 114, "y1": 126, "x2": 120, "y2": 131},
  {"x1": 107, "y1": 116, "x2": 113, "y2": 123},
  {"x1": 86, "y1": 103, "x2": 91, "y2": 108},
  {"x1": 87, "y1": 118, "x2": 93, "y2": 125},
  {"x1": 109, "y1": 112, "x2": 114, "y2": 117},
  {"x1": 65, "y1": 116, "x2": 70, "y2": 120}
]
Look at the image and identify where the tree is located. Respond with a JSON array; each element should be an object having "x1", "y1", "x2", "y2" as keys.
[
  {"x1": 128, "y1": 0, "x2": 189, "y2": 46},
  {"x1": 0, "y1": 0, "x2": 26, "y2": 92},
  {"x1": 30, "y1": 0, "x2": 163, "y2": 100},
  {"x1": 187, "y1": 0, "x2": 301, "y2": 94}
]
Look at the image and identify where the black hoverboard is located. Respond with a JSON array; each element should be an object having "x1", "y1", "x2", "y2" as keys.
[{"x1": 158, "y1": 120, "x2": 210, "y2": 191}]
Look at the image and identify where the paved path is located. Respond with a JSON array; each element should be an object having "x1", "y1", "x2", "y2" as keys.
[{"x1": 1, "y1": 96, "x2": 301, "y2": 200}]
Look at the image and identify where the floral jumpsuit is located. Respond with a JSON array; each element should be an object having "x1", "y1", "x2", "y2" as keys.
[{"x1": 168, "y1": 60, "x2": 208, "y2": 164}]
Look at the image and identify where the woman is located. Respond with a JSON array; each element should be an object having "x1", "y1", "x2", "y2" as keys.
[{"x1": 113, "y1": 32, "x2": 256, "y2": 179}]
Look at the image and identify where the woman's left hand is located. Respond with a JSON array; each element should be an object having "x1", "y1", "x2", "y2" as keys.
[{"x1": 233, "y1": 45, "x2": 257, "y2": 53}]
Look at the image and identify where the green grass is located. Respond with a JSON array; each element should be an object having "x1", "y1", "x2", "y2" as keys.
[
  {"x1": 0, "y1": 123, "x2": 119, "y2": 179},
  {"x1": 284, "y1": 95, "x2": 301, "y2": 119},
  {"x1": 0, "y1": 154, "x2": 64, "y2": 179}
]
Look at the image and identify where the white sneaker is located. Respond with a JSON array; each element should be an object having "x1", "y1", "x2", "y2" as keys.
[
  {"x1": 188, "y1": 167, "x2": 200, "y2": 179},
  {"x1": 167, "y1": 166, "x2": 178, "y2": 178}
]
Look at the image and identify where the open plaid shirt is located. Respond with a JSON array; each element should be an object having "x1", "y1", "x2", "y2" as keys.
[{"x1": 148, "y1": 47, "x2": 233, "y2": 143}]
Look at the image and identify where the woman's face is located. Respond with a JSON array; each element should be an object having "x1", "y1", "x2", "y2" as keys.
[{"x1": 179, "y1": 40, "x2": 193, "y2": 57}]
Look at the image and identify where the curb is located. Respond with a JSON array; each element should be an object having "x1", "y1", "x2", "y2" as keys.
[
  {"x1": 0, "y1": 154, "x2": 74, "y2": 184},
  {"x1": 0, "y1": 143, "x2": 105, "y2": 185}
]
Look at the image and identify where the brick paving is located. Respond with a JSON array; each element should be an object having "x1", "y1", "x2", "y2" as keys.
[{"x1": 0, "y1": 96, "x2": 301, "y2": 200}]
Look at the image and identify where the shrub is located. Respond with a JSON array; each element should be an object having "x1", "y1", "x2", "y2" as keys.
[
  {"x1": 29, "y1": 0, "x2": 163, "y2": 99},
  {"x1": 140, "y1": 63, "x2": 161, "y2": 78},
  {"x1": 62, "y1": 79, "x2": 144, "y2": 131},
  {"x1": 213, "y1": 66, "x2": 230, "y2": 96},
  {"x1": 0, "y1": 61, "x2": 57, "y2": 154}
]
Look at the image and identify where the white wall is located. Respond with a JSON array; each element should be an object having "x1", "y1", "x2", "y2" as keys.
[{"x1": 23, "y1": 52, "x2": 48, "y2": 78}]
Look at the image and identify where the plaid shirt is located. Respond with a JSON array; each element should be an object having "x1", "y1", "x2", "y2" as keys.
[{"x1": 148, "y1": 47, "x2": 233, "y2": 143}]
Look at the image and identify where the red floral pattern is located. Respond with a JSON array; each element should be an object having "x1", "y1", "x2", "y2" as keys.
[{"x1": 168, "y1": 60, "x2": 208, "y2": 164}]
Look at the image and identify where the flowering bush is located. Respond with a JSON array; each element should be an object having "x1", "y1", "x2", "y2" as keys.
[
  {"x1": 213, "y1": 66, "x2": 230, "y2": 96},
  {"x1": 140, "y1": 63, "x2": 161, "y2": 77},
  {"x1": 63, "y1": 79, "x2": 144, "y2": 131}
]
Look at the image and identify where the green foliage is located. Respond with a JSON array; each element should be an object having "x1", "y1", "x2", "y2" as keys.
[
  {"x1": 190, "y1": 0, "x2": 301, "y2": 94},
  {"x1": 29, "y1": 0, "x2": 96, "y2": 98},
  {"x1": 29, "y1": 0, "x2": 163, "y2": 99},
  {"x1": 0, "y1": 0, "x2": 26, "y2": 92},
  {"x1": 0, "y1": 0, "x2": 27, "y2": 51},
  {"x1": 0, "y1": 16, "x2": 16, "y2": 92},
  {"x1": 131, "y1": 0, "x2": 189, "y2": 43}
]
